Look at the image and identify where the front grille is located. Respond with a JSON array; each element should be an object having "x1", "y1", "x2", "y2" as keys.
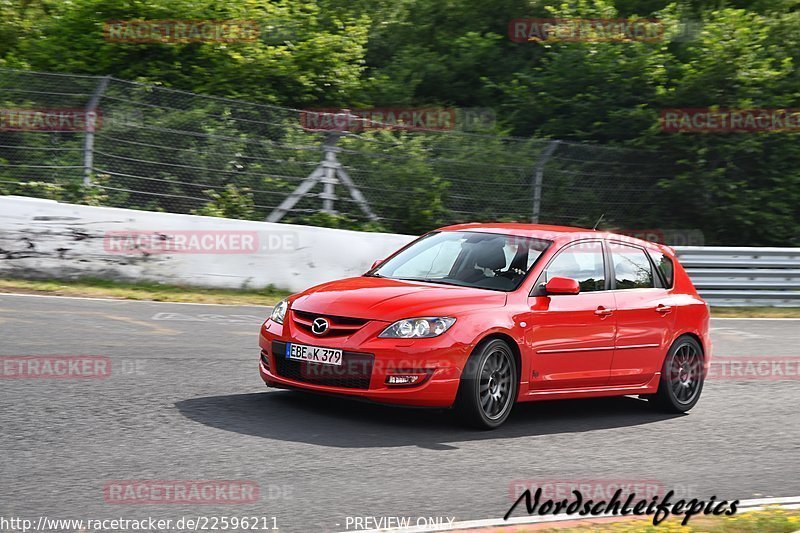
[
  {"x1": 272, "y1": 341, "x2": 373, "y2": 390},
  {"x1": 291, "y1": 310, "x2": 369, "y2": 337}
]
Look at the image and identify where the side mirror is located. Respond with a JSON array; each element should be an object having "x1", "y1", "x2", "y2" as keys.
[
  {"x1": 544, "y1": 276, "x2": 580, "y2": 295},
  {"x1": 370, "y1": 259, "x2": 383, "y2": 270}
]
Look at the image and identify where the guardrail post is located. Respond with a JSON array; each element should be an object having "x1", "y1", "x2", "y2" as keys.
[
  {"x1": 320, "y1": 133, "x2": 339, "y2": 214},
  {"x1": 531, "y1": 140, "x2": 559, "y2": 223},
  {"x1": 83, "y1": 75, "x2": 110, "y2": 186}
]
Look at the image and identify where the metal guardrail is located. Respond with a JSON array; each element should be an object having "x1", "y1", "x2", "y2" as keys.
[{"x1": 675, "y1": 247, "x2": 800, "y2": 307}]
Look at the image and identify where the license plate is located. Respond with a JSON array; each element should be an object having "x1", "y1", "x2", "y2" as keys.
[{"x1": 286, "y1": 343, "x2": 343, "y2": 366}]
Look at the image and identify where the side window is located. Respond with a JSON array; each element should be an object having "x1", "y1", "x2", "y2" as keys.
[
  {"x1": 648, "y1": 250, "x2": 675, "y2": 288},
  {"x1": 610, "y1": 243, "x2": 655, "y2": 289},
  {"x1": 544, "y1": 241, "x2": 605, "y2": 292}
]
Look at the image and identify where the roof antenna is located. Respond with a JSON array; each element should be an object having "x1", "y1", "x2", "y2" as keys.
[{"x1": 592, "y1": 213, "x2": 605, "y2": 230}]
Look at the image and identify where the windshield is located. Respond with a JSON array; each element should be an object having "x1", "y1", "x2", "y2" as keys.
[{"x1": 370, "y1": 231, "x2": 552, "y2": 292}]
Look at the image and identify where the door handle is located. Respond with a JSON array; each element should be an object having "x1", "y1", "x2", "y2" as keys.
[
  {"x1": 655, "y1": 304, "x2": 672, "y2": 314},
  {"x1": 594, "y1": 306, "x2": 613, "y2": 317}
]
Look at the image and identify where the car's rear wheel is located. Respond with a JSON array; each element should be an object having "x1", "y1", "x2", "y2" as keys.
[
  {"x1": 649, "y1": 335, "x2": 705, "y2": 412},
  {"x1": 456, "y1": 339, "x2": 518, "y2": 429}
]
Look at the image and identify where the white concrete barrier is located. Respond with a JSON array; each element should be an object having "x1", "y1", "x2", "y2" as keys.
[
  {"x1": 3, "y1": 196, "x2": 798, "y2": 306},
  {"x1": 0, "y1": 196, "x2": 415, "y2": 292}
]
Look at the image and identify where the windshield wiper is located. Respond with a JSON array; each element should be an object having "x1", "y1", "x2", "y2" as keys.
[{"x1": 396, "y1": 277, "x2": 466, "y2": 287}]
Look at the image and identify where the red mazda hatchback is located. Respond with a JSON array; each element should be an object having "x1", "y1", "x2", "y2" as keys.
[{"x1": 259, "y1": 223, "x2": 711, "y2": 428}]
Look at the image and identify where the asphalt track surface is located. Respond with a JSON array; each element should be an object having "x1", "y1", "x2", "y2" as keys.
[{"x1": 1, "y1": 293, "x2": 799, "y2": 532}]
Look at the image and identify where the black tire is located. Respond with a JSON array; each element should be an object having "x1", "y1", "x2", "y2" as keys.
[
  {"x1": 455, "y1": 339, "x2": 518, "y2": 429},
  {"x1": 649, "y1": 335, "x2": 705, "y2": 413}
]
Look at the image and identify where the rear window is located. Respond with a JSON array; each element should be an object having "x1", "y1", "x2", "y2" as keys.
[{"x1": 649, "y1": 250, "x2": 675, "y2": 288}]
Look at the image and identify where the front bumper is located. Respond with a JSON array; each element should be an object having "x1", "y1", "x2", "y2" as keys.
[{"x1": 258, "y1": 318, "x2": 468, "y2": 408}]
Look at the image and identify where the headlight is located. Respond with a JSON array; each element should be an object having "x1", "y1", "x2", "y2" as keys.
[
  {"x1": 379, "y1": 317, "x2": 456, "y2": 339},
  {"x1": 270, "y1": 299, "x2": 289, "y2": 325}
]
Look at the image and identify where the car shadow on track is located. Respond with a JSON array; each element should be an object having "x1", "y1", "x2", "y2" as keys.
[{"x1": 175, "y1": 390, "x2": 685, "y2": 449}]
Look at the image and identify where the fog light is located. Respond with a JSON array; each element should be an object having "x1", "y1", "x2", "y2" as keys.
[
  {"x1": 385, "y1": 369, "x2": 433, "y2": 387},
  {"x1": 387, "y1": 374, "x2": 420, "y2": 385}
]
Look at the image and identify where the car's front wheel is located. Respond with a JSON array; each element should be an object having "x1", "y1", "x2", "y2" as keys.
[
  {"x1": 455, "y1": 338, "x2": 518, "y2": 429},
  {"x1": 649, "y1": 335, "x2": 705, "y2": 412}
]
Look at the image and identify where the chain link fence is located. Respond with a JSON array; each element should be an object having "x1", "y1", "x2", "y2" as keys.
[{"x1": 0, "y1": 68, "x2": 673, "y2": 235}]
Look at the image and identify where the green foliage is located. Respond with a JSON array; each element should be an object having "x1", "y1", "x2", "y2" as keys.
[
  {"x1": 290, "y1": 211, "x2": 390, "y2": 232},
  {"x1": 192, "y1": 184, "x2": 256, "y2": 219},
  {"x1": 0, "y1": 177, "x2": 109, "y2": 205},
  {"x1": 0, "y1": 0, "x2": 798, "y2": 244},
  {"x1": 3, "y1": 0, "x2": 370, "y2": 106}
]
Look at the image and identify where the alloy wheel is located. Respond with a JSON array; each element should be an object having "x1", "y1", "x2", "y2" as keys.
[
  {"x1": 478, "y1": 348, "x2": 514, "y2": 420},
  {"x1": 668, "y1": 342, "x2": 703, "y2": 405}
]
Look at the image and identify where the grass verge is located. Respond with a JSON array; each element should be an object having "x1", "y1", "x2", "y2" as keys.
[
  {"x1": 0, "y1": 277, "x2": 290, "y2": 306},
  {"x1": 469, "y1": 507, "x2": 800, "y2": 532},
  {"x1": 0, "y1": 277, "x2": 799, "y2": 316}
]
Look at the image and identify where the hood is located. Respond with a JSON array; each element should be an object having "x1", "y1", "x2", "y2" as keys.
[{"x1": 290, "y1": 276, "x2": 507, "y2": 322}]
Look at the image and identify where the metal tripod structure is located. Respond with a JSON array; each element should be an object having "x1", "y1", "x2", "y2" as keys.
[{"x1": 266, "y1": 132, "x2": 378, "y2": 223}]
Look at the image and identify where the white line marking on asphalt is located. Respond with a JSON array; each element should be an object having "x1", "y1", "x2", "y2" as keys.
[
  {"x1": 340, "y1": 496, "x2": 800, "y2": 533},
  {"x1": 710, "y1": 326, "x2": 765, "y2": 339},
  {"x1": 151, "y1": 311, "x2": 265, "y2": 323},
  {"x1": 0, "y1": 292, "x2": 272, "y2": 308}
]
